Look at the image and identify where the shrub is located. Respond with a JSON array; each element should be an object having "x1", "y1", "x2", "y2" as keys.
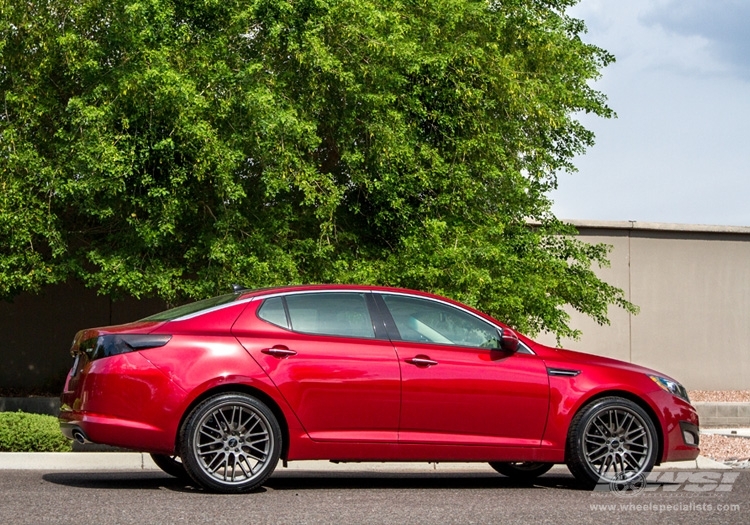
[{"x1": 0, "y1": 411, "x2": 72, "y2": 452}]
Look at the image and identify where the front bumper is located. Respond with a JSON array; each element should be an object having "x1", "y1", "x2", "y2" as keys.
[{"x1": 655, "y1": 391, "x2": 700, "y2": 463}]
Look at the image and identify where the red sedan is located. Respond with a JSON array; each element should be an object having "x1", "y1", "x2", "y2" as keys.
[{"x1": 59, "y1": 285, "x2": 699, "y2": 492}]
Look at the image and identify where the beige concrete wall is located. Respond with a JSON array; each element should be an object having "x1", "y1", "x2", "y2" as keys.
[
  {"x1": 3, "y1": 221, "x2": 748, "y2": 393},
  {"x1": 537, "y1": 221, "x2": 750, "y2": 390}
]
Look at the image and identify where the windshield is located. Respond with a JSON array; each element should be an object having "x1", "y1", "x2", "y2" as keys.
[{"x1": 141, "y1": 293, "x2": 242, "y2": 322}]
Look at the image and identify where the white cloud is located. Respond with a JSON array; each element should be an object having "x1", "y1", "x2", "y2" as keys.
[
  {"x1": 642, "y1": 0, "x2": 750, "y2": 79},
  {"x1": 551, "y1": 0, "x2": 750, "y2": 227},
  {"x1": 571, "y1": 0, "x2": 729, "y2": 77}
]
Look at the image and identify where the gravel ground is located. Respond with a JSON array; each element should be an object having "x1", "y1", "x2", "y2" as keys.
[
  {"x1": 684, "y1": 391, "x2": 750, "y2": 464},
  {"x1": 688, "y1": 390, "x2": 750, "y2": 402},
  {"x1": 699, "y1": 434, "x2": 750, "y2": 463}
]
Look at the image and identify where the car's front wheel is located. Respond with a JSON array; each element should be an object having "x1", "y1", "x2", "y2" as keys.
[
  {"x1": 180, "y1": 393, "x2": 282, "y2": 493},
  {"x1": 489, "y1": 461, "x2": 554, "y2": 481},
  {"x1": 566, "y1": 396, "x2": 658, "y2": 488}
]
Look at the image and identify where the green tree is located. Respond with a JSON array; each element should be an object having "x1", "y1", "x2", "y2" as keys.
[{"x1": 0, "y1": 0, "x2": 634, "y2": 339}]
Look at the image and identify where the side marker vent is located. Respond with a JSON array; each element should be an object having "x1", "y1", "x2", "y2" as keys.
[{"x1": 547, "y1": 367, "x2": 581, "y2": 377}]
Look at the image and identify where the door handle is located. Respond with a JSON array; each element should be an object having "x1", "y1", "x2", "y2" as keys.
[
  {"x1": 406, "y1": 356, "x2": 438, "y2": 367},
  {"x1": 261, "y1": 346, "x2": 297, "y2": 358}
]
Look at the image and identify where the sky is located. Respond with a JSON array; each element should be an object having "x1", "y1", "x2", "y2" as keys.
[{"x1": 550, "y1": 0, "x2": 750, "y2": 227}]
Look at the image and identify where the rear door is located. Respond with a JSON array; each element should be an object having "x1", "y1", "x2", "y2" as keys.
[{"x1": 233, "y1": 291, "x2": 401, "y2": 443}]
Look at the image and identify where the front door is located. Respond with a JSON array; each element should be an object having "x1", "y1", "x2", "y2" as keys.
[{"x1": 377, "y1": 293, "x2": 550, "y2": 446}]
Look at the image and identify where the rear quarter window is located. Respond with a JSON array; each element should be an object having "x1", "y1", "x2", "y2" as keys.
[{"x1": 257, "y1": 296, "x2": 290, "y2": 329}]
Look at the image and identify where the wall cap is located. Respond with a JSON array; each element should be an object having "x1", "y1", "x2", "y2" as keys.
[{"x1": 561, "y1": 219, "x2": 750, "y2": 235}]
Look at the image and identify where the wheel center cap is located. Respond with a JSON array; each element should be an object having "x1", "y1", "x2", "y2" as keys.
[
  {"x1": 227, "y1": 437, "x2": 238, "y2": 448},
  {"x1": 610, "y1": 439, "x2": 621, "y2": 449}
]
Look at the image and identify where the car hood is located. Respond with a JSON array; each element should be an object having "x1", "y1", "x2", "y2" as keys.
[{"x1": 531, "y1": 343, "x2": 676, "y2": 381}]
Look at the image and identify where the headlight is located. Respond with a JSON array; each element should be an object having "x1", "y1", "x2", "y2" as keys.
[{"x1": 650, "y1": 375, "x2": 690, "y2": 403}]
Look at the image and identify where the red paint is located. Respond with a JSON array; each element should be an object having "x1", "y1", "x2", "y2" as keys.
[{"x1": 59, "y1": 285, "x2": 699, "y2": 468}]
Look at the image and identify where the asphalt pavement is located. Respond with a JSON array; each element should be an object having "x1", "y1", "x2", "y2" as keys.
[
  {"x1": 0, "y1": 452, "x2": 734, "y2": 471},
  {"x1": 2, "y1": 429, "x2": 747, "y2": 524},
  {"x1": 0, "y1": 466, "x2": 747, "y2": 525}
]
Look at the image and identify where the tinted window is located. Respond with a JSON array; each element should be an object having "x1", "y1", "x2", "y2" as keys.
[
  {"x1": 141, "y1": 293, "x2": 240, "y2": 322},
  {"x1": 285, "y1": 293, "x2": 375, "y2": 339},
  {"x1": 381, "y1": 294, "x2": 501, "y2": 348},
  {"x1": 257, "y1": 297, "x2": 289, "y2": 329}
]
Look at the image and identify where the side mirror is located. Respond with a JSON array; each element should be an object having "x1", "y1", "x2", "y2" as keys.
[{"x1": 498, "y1": 328, "x2": 519, "y2": 353}]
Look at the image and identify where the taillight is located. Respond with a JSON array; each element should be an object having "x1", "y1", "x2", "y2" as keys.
[{"x1": 78, "y1": 334, "x2": 172, "y2": 361}]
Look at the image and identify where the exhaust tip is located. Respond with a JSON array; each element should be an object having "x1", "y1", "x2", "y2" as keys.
[{"x1": 72, "y1": 429, "x2": 88, "y2": 444}]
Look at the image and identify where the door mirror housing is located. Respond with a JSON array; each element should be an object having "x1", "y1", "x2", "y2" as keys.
[{"x1": 498, "y1": 328, "x2": 519, "y2": 353}]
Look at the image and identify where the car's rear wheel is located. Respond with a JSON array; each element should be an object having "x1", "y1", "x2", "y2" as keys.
[
  {"x1": 566, "y1": 396, "x2": 658, "y2": 488},
  {"x1": 150, "y1": 453, "x2": 189, "y2": 480},
  {"x1": 180, "y1": 393, "x2": 281, "y2": 493},
  {"x1": 489, "y1": 461, "x2": 554, "y2": 481}
]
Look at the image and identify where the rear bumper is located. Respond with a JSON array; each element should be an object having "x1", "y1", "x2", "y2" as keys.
[
  {"x1": 58, "y1": 351, "x2": 186, "y2": 454},
  {"x1": 59, "y1": 412, "x2": 175, "y2": 453}
]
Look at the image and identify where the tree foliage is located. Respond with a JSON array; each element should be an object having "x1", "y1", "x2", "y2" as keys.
[{"x1": 0, "y1": 0, "x2": 633, "y2": 338}]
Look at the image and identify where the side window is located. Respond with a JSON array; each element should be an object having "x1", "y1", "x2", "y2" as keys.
[
  {"x1": 284, "y1": 293, "x2": 375, "y2": 339},
  {"x1": 380, "y1": 294, "x2": 501, "y2": 349},
  {"x1": 257, "y1": 296, "x2": 289, "y2": 329}
]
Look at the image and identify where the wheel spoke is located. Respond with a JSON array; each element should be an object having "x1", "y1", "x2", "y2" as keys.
[
  {"x1": 586, "y1": 441, "x2": 608, "y2": 454},
  {"x1": 244, "y1": 450, "x2": 267, "y2": 462},
  {"x1": 218, "y1": 409, "x2": 234, "y2": 431},
  {"x1": 240, "y1": 412, "x2": 260, "y2": 433},
  {"x1": 623, "y1": 451, "x2": 642, "y2": 470},
  {"x1": 222, "y1": 455, "x2": 231, "y2": 480},
  {"x1": 592, "y1": 419, "x2": 611, "y2": 438},
  {"x1": 622, "y1": 413, "x2": 636, "y2": 432},
  {"x1": 200, "y1": 424, "x2": 223, "y2": 439},
  {"x1": 197, "y1": 438, "x2": 223, "y2": 448},
  {"x1": 248, "y1": 437, "x2": 269, "y2": 449},
  {"x1": 204, "y1": 451, "x2": 225, "y2": 472},
  {"x1": 616, "y1": 454, "x2": 626, "y2": 475},
  {"x1": 612, "y1": 411, "x2": 621, "y2": 433},
  {"x1": 616, "y1": 413, "x2": 630, "y2": 433},
  {"x1": 587, "y1": 447, "x2": 609, "y2": 463},
  {"x1": 625, "y1": 427, "x2": 646, "y2": 441},
  {"x1": 237, "y1": 456, "x2": 252, "y2": 477},
  {"x1": 247, "y1": 443, "x2": 269, "y2": 456},
  {"x1": 585, "y1": 435, "x2": 607, "y2": 446},
  {"x1": 230, "y1": 455, "x2": 237, "y2": 482}
]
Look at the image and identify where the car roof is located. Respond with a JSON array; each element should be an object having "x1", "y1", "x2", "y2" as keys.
[
  {"x1": 237, "y1": 284, "x2": 503, "y2": 327},
  {"x1": 238, "y1": 284, "x2": 438, "y2": 299}
]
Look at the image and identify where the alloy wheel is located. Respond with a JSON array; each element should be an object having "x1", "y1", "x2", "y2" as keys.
[{"x1": 181, "y1": 393, "x2": 281, "y2": 492}]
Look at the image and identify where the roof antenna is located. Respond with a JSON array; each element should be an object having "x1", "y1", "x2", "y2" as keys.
[{"x1": 232, "y1": 284, "x2": 249, "y2": 293}]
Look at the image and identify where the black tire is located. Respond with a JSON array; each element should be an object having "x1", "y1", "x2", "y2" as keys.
[
  {"x1": 566, "y1": 396, "x2": 658, "y2": 488},
  {"x1": 180, "y1": 393, "x2": 282, "y2": 493},
  {"x1": 489, "y1": 461, "x2": 554, "y2": 481},
  {"x1": 150, "y1": 453, "x2": 189, "y2": 480}
]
